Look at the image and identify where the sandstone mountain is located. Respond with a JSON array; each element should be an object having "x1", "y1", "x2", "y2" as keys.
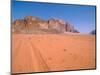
[
  {"x1": 12, "y1": 16, "x2": 79, "y2": 34},
  {"x1": 90, "y1": 30, "x2": 96, "y2": 35}
]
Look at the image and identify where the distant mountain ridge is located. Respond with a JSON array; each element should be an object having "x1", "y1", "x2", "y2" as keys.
[{"x1": 12, "y1": 16, "x2": 79, "y2": 34}]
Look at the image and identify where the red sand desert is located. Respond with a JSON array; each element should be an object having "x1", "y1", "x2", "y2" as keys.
[{"x1": 12, "y1": 34, "x2": 96, "y2": 74}]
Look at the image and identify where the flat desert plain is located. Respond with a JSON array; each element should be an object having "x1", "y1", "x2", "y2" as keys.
[{"x1": 12, "y1": 34, "x2": 96, "y2": 73}]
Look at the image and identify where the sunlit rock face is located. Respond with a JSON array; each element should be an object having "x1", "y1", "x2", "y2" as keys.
[
  {"x1": 12, "y1": 16, "x2": 79, "y2": 34},
  {"x1": 48, "y1": 18, "x2": 66, "y2": 32}
]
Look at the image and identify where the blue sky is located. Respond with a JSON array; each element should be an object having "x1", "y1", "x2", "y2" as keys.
[{"x1": 12, "y1": 1, "x2": 96, "y2": 33}]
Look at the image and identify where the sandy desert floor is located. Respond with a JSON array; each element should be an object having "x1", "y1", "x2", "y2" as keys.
[{"x1": 12, "y1": 34, "x2": 96, "y2": 74}]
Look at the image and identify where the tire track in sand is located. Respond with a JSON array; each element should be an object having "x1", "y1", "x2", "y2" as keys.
[
  {"x1": 12, "y1": 39, "x2": 23, "y2": 61},
  {"x1": 29, "y1": 37, "x2": 50, "y2": 72}
]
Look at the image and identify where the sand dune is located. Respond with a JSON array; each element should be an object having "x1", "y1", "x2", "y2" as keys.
[{"x1": 12, "y1": 34, "x2": 96, "y2": 74}]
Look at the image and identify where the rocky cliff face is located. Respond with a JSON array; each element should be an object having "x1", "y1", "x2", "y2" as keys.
[
  {"x1": 90, "y1": 30, "x2": 96, "y2": 35},
  {"x1": 12, "y1": 16, "x2": 79, "y2": 34},
  {"x1": 48, "y1": 18, "x2": 66, "y2": 32}
]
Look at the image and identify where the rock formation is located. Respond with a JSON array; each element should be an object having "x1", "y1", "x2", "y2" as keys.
[
  {"x1": 12, "y1": 16, "x2": 79, "y2": 34},
  {"x1": 48, "y1": 18, "x2": 66, "y2": 32},
  {"x1": 90, "y1": 30, "x2": 96, "y2": 35}
]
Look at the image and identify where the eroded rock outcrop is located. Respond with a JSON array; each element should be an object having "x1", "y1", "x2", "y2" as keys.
[
  {"x1": 48, "y1": 18, "x2": 66, "y2": 32},
  {"x1": 12, "y1": 16, "x2": 79, "y2": 34},
  {"x1": 90, "y1": 30, "x2": 96, "y2": 35}
]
